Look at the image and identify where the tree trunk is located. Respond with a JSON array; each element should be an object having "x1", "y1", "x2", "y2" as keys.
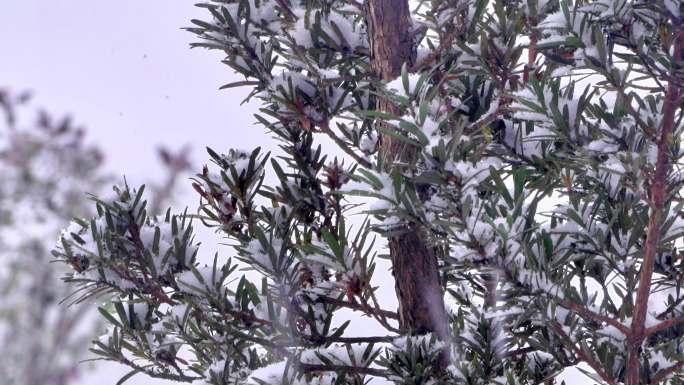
[{"x1": 366, "y1": 0, "x2": 450, "y2": 349}]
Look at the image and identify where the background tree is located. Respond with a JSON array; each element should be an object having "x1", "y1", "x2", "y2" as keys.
[
  {"x1": 0, "y1": 89, "x2": 107, "y2": 385},
  {"x1": 0, "y1": 88, "x2": 191, "y2": 385},
  {"x1": 54, "y1": 1, "x2": 684, "y2": 384}
]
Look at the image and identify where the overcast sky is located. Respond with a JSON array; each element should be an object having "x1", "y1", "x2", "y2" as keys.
[
  {"x1": 1, "y1": 1, "x2": 588, "y2": 384},
  {"x1": 0, "y1": 0, "x2": 269, "y2": 186}
]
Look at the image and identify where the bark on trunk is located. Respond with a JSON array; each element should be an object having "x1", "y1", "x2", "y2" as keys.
[
  {"x1": 366, "y1": 0, "x2": 415, "y2": 165},
  {"x1": 366, "y1": 0, "x2": 450, "y2": 348}
]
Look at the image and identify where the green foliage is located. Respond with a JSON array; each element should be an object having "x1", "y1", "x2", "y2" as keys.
[{"x1": 55, "y1": 0, "x2": 684, "y2": 384}]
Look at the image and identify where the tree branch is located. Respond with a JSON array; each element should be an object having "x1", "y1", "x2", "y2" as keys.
[
  {"x1": 645, "y1": 312, "x2": 684, "y2": 336},
  {"x1": 648, "y1": 359, "x2": 684, "y2": 385},
  {"x1": 300, "y1": 363, "x2": 387, "y2": 377},
  {"x1": 318, "y1": 122, "x2": 372, "y2": 168},
  {"x1": 305, "y1": 335, "x2": 397, "y2": 344},
  {"x1": 410, "y1": 29, "x2": 460, "y2": 72},
  {"x1": 117, "y1": 356, "x2": 200, "y2": 383},
  {"x1": 560, "y1": 300, "x2": 630, "y2": 335},
  {"x1": 551, "y1": 323, "x2": 617, "y2": 385},
  {"x1": 626, "y1": 28, "x2": 683, "y2": 385},
  {"x1": 315, "y1": 295, "x2": 399, "y2": 320}
]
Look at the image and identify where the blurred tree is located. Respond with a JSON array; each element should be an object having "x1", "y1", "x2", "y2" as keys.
[
  {"x1": 0, "y1": 89, "x2": 107, "y2": 385},
  {"x1": 0, "y1": 89, "x2": 191, "y2": 385},
  {"x1": 54, "y1": 1, "x2": 684, "y2": 385}
]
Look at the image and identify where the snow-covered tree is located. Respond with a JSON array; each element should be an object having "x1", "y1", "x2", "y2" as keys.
[
  {"x1": 53, "y1": 1, "x2": 684, "y2": 384},
  {"x1": 0, "y1": 89, "x2": 191, "y2": 385}
]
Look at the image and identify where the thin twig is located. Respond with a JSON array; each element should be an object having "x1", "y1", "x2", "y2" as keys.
[
  {"x1": 551, "y1": 323, "x2": 617, "y2": 385},
  {"x1": 306, "y1": 335, "x2": 397, "y2": 344},
  {"x1": 300, "y1": 363, "x2": 387, "y2": 377},
  {"x1": 318, "y1": 122, "x2": 372, "y2": 168},
  {"x1": 410, "y1": 29, "x2": 460, "y2": 72},
  {"x1": 645, "y1": 312, "x2": 684, "y2": 336},
  {"x1": 560, "y1": 300, "x2": 630, "y2": 335},
  {"x1": 316, "y1": 295, "x2": 399, "y2": 320},
  {"x1": 648, "y1": 360, "x2": 684, "y2": 385}
]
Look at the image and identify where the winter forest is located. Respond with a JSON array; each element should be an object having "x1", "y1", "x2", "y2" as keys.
[{"x1": 2, "y1": 0, "x2": 684, "y2": 384}]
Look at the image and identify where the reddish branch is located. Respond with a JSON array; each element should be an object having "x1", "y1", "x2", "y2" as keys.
[
  {"x1": 551, "y1": 323, "x2": 617, "y2": 385},
  {"x1": 625, "y1": 30, "x2": 683, "y2": 385},
  {"x1": 410, "y1": 29, "x2": 460, "y2": 72},
  {"x1": 316, "y1": 295, "x2": 399, "y2": 320},
  {"x1": 645, "y1": 312, "x2": 684, "y2": 336},
  {"x1": 648, "y1": 359, "x2": 684, "y2": 385},
  {"x1": 559, "y1": 300, "x2": 630, "y2": 335},
  {"x1": 524, "y1": 16, "x2": 538, "y2": 84}
]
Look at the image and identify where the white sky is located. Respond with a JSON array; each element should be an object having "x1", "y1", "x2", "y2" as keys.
[
  {"x1": 0, "y1": 0, "x2": 269, "y2": 186},
  {"x1": 0, "y1": 1, "x2": 588, "y2": 384}
]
